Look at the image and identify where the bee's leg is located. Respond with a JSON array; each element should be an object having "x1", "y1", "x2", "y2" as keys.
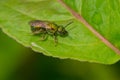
[
  {"x1": 53, "y1": 34, "x2": 58, "y2": 46},
  {"x1": 40, "y1": 33, "x2": 47, "y2": 41}
]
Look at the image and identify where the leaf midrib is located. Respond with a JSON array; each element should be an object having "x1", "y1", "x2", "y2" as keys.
[{"x1": 57, "y1": 0, "x2": 120, "y2": 55}]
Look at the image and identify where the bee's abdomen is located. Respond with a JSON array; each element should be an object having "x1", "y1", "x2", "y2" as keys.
[{"x1": 29, "y1": 20, "x2": 45, "y2": 28}]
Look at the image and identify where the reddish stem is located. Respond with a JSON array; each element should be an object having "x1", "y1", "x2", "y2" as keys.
[{"x1": 57, "y1": 0, "x2": 120, "y2": 55}]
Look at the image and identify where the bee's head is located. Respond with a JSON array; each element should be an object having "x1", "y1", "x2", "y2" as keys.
[
  {"x1": 57, "y1": 26, "x2": 68, "y2": 37},
  {"x1": 57, "y1": 21, "x2": 73, "y2": 37}
]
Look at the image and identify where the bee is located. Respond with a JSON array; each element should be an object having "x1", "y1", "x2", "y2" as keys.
[{"x1": 29, "y1": 20, "x2": 72, "y2": 44}]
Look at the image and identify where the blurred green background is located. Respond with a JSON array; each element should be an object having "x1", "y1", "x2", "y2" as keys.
[{"x1": 0, "y1": 28, "x2": 120, "y2": 80}]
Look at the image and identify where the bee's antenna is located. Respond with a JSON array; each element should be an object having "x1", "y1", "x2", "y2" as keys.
[{"x1": 64, "y1": 21, "x2": 73, "y2": 28}]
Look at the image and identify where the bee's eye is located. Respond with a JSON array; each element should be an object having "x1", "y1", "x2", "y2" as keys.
[
  {"x1": 58, "y1": 27, "x2": 64, "y2": 32},
  {"x1": 58, "y1": 28, "x2": 61, "y2": 31}
]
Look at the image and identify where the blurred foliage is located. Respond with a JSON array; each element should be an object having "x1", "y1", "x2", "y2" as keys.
[
  {"x1": 0, "y1": 29, "x2": 32, "y2": 80},
  {"x1": 1, "y1": 29, "x2": 120, "y2": 80}
]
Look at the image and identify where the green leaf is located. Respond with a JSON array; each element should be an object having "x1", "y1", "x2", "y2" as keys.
[{"x1": 0, "y1": 0, "x2": 120, "y2": 64}]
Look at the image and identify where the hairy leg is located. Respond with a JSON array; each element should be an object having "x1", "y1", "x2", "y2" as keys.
[
  {"x1": 40, "y1": 33, "x2": 48, "y2": 41},
  {"x1": 53, "y1": 34, "x2": 58, "y2": 46}
]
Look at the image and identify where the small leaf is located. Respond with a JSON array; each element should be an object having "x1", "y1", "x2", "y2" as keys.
[{"x1": 0, "y1": 0, "x2": 120, "y2": 64}]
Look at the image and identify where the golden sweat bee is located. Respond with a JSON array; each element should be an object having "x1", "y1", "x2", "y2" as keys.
[{"x1": 29, "y1": 20, "x2": 72, "y2": 44}]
